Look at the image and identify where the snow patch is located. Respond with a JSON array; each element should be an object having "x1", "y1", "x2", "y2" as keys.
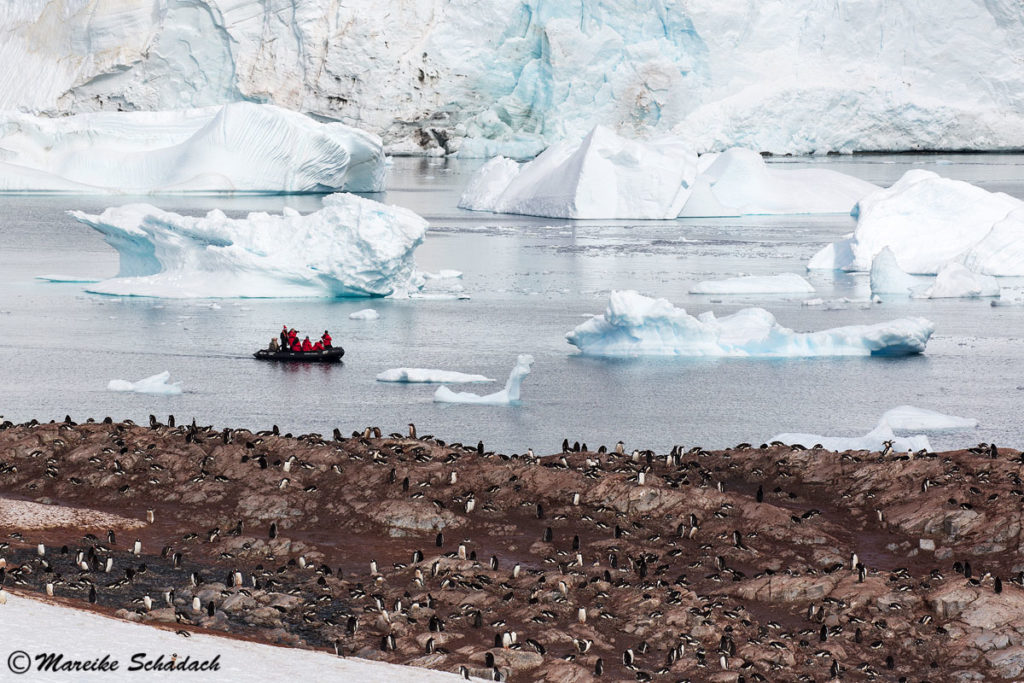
[
  {"x1": 566, "y1": 290, "x2": 934, "y2": 357},
  {"x1": 434, "y1": 355, "x2": 534, "y2": 405},
  {"x1": 70, "y1": 194, "x2": 427, "y2": 298},
  {"x1": 107, "y1": 371, "x2": 182, "y2": 395},
  {"x1": 377, "y1": 369, "x2": 495, "y2": 384},
  {"x1": 690, "y1": 273, "x2": 815, "y2": 295}
]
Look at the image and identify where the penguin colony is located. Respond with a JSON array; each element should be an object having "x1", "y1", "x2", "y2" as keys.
[{"x1": 0, "y1": 416, "x2": 1023, "y2": 680}]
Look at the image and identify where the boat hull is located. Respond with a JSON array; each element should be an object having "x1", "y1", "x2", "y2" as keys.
[{"x1": 253, "y1": 347, "x2": 344, "y2": 363}]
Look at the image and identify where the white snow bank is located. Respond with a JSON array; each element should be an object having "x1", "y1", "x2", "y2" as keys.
[
  {"x1": 809, "y1": 170, "x2": 1024, "y2": 274},
  {"x1": 0, "y1": 103, "x2": 386, "y2": 194},
  {"x1": 771, "y1": 421, "x2": 931, "y2": 454},
  {"x1": 566, "y1": 290, "x2": 934, "y2": 357},
  {"x1": 107, "y1": 371, "x2": 182, "y2": 395},
  {"x1": 690, "y1": 273, "x2": 814, "y2": 295},
  {"x1": 869, "y1": 247, "x2": 918, "y2": 295},
  {"x1": 434, "y1": 355, "x2": 534, "y2": 405},
  {"x1": 679, "y1": 149, "x2": 878, "y2": 217},
  {"x1": 458, "y1": 126, "x2": 697, "y2": 219},
  {"x1": 349, "y1": 308, "x2": 380, "y2": 320},
  {"x1": 881, "y1": 405, "x2": 978, "y2": 432},
  {"x1": 0, "y1": 592, "x2": 473, "y2": 682},
  {"x1": 70, "y1": 194, "x2": 427, "y2": 298},
  {"x1": 918, "y1": 262, "x2": 1000, "y2": 299},
  {"x1": 377, "y1": 369, "x2": 495, "y2": 384}
]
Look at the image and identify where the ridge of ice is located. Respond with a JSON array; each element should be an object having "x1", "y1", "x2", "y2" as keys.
[
  {"x1": 566, "y1": 290, "x2": 934, "y2": 357},
  {"x1": 107, "y1": 371, "x2": 182, "y2": 395},
  {"x1": 881, "y1": 406, "x2": 979, "y2": 433},
  {"x1": 377, "y1": 369, "x2": 495, "y2": 384},
  {"x1": 434, "y1": 355, "x2": 534, "y2": 405},
  {"x1": 70, "y1": 194, "x2": 427, "y2": 299},
  {"x1": 690, "y1": 273, "x2": 815, "y2": 295},
  {"x1": 0, "y1": 103, "x2": 386, "y2": 194}
]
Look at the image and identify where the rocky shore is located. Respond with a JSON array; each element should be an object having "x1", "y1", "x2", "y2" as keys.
[{"x1": 1, "y1": 416, "x2": 1023, "y2": 681}]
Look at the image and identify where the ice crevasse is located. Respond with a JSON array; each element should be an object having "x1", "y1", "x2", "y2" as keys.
[
  {"x1": 70, "y1": 194, "x2": 427, "y2": 298},
  {"x1": 565, "y1": 290, "x2": 934, "y2": 357},
  {"x1": 0, "y1": 102, "x2": 386, "y2": 194}
]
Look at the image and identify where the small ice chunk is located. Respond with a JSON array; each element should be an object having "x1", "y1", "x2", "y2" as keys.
[
  {"x1": 377, "y1": 368, "x2": 494, "y2": 383},
  {"x1": 434, "y1": 355, "x2": 533, "y2": 405},
  {"x1": 918, "y1": 262, "x2": 1000, "y2": 298},
  {"x1": 881, "y1": 405, "x2": 979, "y2": 432},
  {"x1": 690, "y1": 273, "x2": 815, "y2": 295},
  {"x1": 771, "y1": 420, "x2": 930, "y2": 453},
  {"x1": 349, "y1": 308, "x2": 380, "y2": 320},
  {"x1": 869, "y1": 247, "x2": 918, "y2": 295},
  {"x1": 421, "y1": 270, "x2": 463, "y2": 280},
  {"x1": 107, "y1": 371, "x2": 182, "y2": 395}
]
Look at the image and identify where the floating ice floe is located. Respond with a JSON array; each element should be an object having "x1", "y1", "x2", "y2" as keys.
[
  {"x1": 809, "y1": 170, "x2": 1024, "y2": 274},
  {"x1": 565, "y1": 290, "x2": 934, "y2": 357},
  {"x1": 70, "y1": 194, "x2": 427, "y2": 298},
  {"x1": 0, "y1": 103, "x2": 385, "y2": 194},
  {"x1": 377, "y1": 369, "x2": 495, "y2": 384},
  {"x1": 458, "y1": 126, "x2": 698, "y2": 219},
  {"x1": 349, "y1": 308, "x2": 380, "y2": 320},
  {"x1": 690, "y1": 273, "x2": 815, "y2": 295},
  {"x1": 881, "y1": 406, "x2": 978, "y2": 432},
  {"x1": 35, "y1": 274, "x2": 102, "y2": 283},
  {"x1": 434, "y1": 355, "x2": 534, "y2": 405},
  {"x1": 918, "y1": 262, "x2": 1000, "y2": 299},
  {"x1": 107, "y1": 371, "x2": 182, "y2": 395},
  {"x1": 678, "y1": 148, "x2": 879, "y2": 217},
  {"x1": 421, "y1": 270, "x2": 464, "y2": 280},
  {"x1": 869, "y1": 247, "x2": 919, "y2": 295},
  {"x1": 770, "y1": 421, "x2": 931, "y2": 453}
]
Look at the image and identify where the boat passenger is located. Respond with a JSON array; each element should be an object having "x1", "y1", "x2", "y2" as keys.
[
  {"x1": 291, "y1": 339, "x2": 302, "y2": 352},
  {"x1": 312, "y1": 340, "x2": 323, "y2": 352},
  {"x1": 321, "y1": 330, "x2": 332, "y2": 348},
  {"x1": 269, "y1": 338, "x2": 280, "y2": 352},
  {"x1": 288, "y1": 328, "x2": 298, "y2": 347},
  {"x1": 301, "y1": 336, "x2": 313, "y2": 352},
  {"x1": 280, "y1": 326, "x2": 289, "y2": 349}
]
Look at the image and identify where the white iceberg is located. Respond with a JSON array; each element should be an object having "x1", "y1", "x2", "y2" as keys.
[
  {"x1": 679, "y1": 149, "x2": 879, "y2": 217},
  {"x1": 690, "y1": 273, "x2": 815, "y2": 295},
  {"x1": 70, "y1": 194, "x2": 427, "y2": 298},
  {"x1": 377, "y1": 369, "x2": 495, "y2": 384},
  {"x1": 809, "y1": 170, "x2": 1024, "y2": 274},
  {"x1": 869, "y1": 247, "x2": 918, "y2": 296},
  {"x1": 961, "y1": 209, "x2": 1024, "y2": 276},
  {"x1": 458, "y1": 126, "x2": 697, "y2": 219},
  {"x1": 107, "y1": 371, "x2": 182, "y2": 395},
  {"x1": 566, "y1": 290, "x2": 934, "y2": 357},
  {"x1": 349, "y1": 308, "x2": 380, "y2": 320},
  {"x1": 0, "y1": 103, "x2": 385, "y2": 194},
  {"x1": 421, "y1": 270, "x2": 464, "y2": 280},
  {"x1": 434, "y1": 355, "x2": 534, "y2": 405},
  {"x1": 918, "y1": 262, "x2": 1000, "y2": 299},
  {"x1": 881, "y1": 405, "x2": 978, "y2": 433},
  {"x1": 771, "y1": 421, "x2": 931, "y2": 454}
]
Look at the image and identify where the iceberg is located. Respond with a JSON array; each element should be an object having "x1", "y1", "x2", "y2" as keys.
[
  {"x1": 918, "y1": 262, "x2": 1000, "y2": 299},
  {"x1": 434, "y1": 355, "x2": 534, "y2": 405},
  {"x1": 678, "y1": 149, "x2": 879, "y2": 217},
  {"x1": 458, "y1": 126, "x2": 697, "y2": 219},
  {"x1": 961, "y1": 209, "x2": 1024, "y2": 276},
  {"x1": 377, "y1": 369, "x2": 495, "y2": 384},
  {"x1": 770, "y1": 421, "x2": 931, "y2": 454},
  {"x1": 349, "y1": 309, "x2": 380, "y2": 320},
  {"x1": 107, "y1": 371, "x2": 182, "y2": 395},
  {"x1": 881, "y1": 406, "x2": 978, "y2": 433},
  {"x1": 566, "y1": 290, "x2": 934, "y2": 357},
  {"x1": 69, "y1": 194, "x2": 427, "y2": 298},
  {"x1": 0, "y1": 103, "x2": 386, "y2": 194},
  {"x1": 869, "y1": 247, "x2": 918, "y2": 296},
  {"x1": 810, "y1": 170, "x2": 1024, "y2": 274},
  {"x1": 690, "y1": 273, "x2": 815, "y2": 295}
]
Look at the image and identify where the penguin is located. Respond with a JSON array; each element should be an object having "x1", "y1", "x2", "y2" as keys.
[
  {"x1": 143, "y1": 595, "x2": 152, "y2": 610},
  {"x1": 435, "y1": 532, "x2": 444, "y2": 547},
  {"x1": 192, "y1": 596, "x2": 201, "y2": 612},
  {"x1": 88, "y1": 586, "x2": 97, "y2": 603},
  {"x1": 577, "y1": 607, "x2": 586, "y2": 623},
  {"x1": 269, "y1": 522, "x2": 278, "y2": 540},
  {"x1": 133, "y1": 540, "x2": 142, "y2": 556},
  {"x1": 408, "y1": 423, "x2": 417, "y2": 439},
  {"x1": 543, "y1": 527, "x2": 553, "y2": 543},
  {"x1": 756, "y1": 485, "x2": 763, "y2": 502},
  {"x1": 595, "y1": 658, "x2": 603, "y2": 676},
  {"x1": 107, "y1": 530, "x2": 116, "y2": 545},
  {"x1": 996, "y1": 576, "x2": 1003, "y2": 594}
]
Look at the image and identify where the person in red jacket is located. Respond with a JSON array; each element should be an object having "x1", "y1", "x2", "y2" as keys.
[
  {"x1": 321, "y1": 330, "x2": 332, "y2": 348},
  {"x1": 312, "y1": 340, "x2": 323, "y2": 352},
  {"x1": 301, "y1": 336, "x2": 313, "y2": 352},
  {"x1": 288, "y1": 328, "x2": 298, "y2": 348},
  {"x1": 290, "y1": 339, "x2": 301, "y2": 352}
]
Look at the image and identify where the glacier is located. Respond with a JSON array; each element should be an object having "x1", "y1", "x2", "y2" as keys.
[
  {"x1": 809, "y1": 170, "x2": 1024, "y2": 275},
  {"x1": 0, "y1": 102, "x2": 386, "y2": 194},
  {"x1": 565, "y1": 290, "x2": 934, "y2": 357},
  {"x1": 1, "y1": 1, "x2": 1022, "y2": 156},
  {"x1": 69, "y1": 194, "x2": 427, "y2": 298},
  {"x1": 107, "y1": 371, "x2": 182, "y2": 395},
  {"x1": 434, "y1": 355, "x2": 534, "y2": 405},
  {"x1": 689, "y1": 273, "x2": 814, "y2": 295},
  {"x1": 377, "y1": 369, "x2": 495, "y2": 384}
]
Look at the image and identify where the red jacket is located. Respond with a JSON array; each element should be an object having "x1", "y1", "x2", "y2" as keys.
[
  {"x1": 322, "y1": 333, "x2": 332, "y2": 347},
  {"x1": 301, "y1": 338, "x2": 313, "y2": 352},
  {"x1": 312, "y1": 341, "x2": 323, "y2": 351},
  {"x1": 291, "y1": 342, "x2": 301, "y2": 352}
]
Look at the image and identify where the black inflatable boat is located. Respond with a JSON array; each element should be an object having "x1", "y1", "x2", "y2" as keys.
[{"x1": 253, "y1": 347, "x2": 344, "y2": 363}]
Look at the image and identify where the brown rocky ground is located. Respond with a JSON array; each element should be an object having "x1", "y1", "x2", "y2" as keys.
[{"x1": 1, "y1": 416, "x2": 1023, "y2": 681}]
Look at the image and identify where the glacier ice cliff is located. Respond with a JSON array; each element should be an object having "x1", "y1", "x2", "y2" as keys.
[
  {"x1": 0, "y1": 102, "x2": 385, "y2": 193},
  {"x1": 2, "y1": 1, "x2": 1023, "y2": 156},
  {"x1": 69, "y1": 194, "x2": 427, "y2": 298},
  {"x1": 566, "y1": 290, "x2": 934, "y2": 357}
]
